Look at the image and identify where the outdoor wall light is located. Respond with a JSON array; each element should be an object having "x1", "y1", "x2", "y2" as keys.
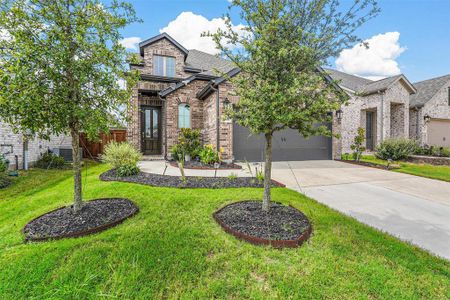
[
  {"x1": 423, "y1": 114, "x2": 431, "y2": 123},
  {"x1": 223, "y1": 97, "x2": 231, "y2": 109},
  {"x1": 336, "y1": 109, "x2": 343, "y2": 122}
]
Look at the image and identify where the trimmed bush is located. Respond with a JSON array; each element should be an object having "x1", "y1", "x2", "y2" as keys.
[
  {"x1": 198, "y1": 144, "x2": 220, "y2": 165},
  {"x1": 0, "y1": 154, "x2": 8, "y2": 173},
  {"x1": 101, "y1": 142, "x2": 141, "y2": 177},
  {"x1": 35, "y1": 152, "x2": 66, "y2": 169},
  {"x1": 375, "y1": 138, "x2": 418, "y2": 161},
  {"x1": 0, "y1": 175, "x2": 11, "y2": 189}
]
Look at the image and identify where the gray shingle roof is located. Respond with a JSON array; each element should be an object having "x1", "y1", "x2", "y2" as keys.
[
  {"x1": 323, "y1": 68, "x2": 373, "y2": 91},
  {"x1": 139, "y1": 33, "x2": 188, "y2": 56},
  {"x1": 359, "y1": 75, "x2": 403, "y2": 95},
  {"x1": 185, "y1": 49, "x2": 235, "y2": 75},
  {"x1": 411, "y1": 74, "x2": 450, "y2": 107}
]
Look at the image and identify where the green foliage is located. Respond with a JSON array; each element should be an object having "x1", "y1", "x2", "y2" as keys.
[
  {"x1": 207, "y1": 0, "x2": 378, "y2": 209},
  {"x1": 35, "y1": 152, "x2": 66, "y2": 169},
  {"x1": 416, "y1": 145, "x2": 450, "y2": 157},
  {"x1": 256, "y1": 169, "x2": 264, "y2": 182},
  {"x1": 116, "y1": 165, "x2": 140, "y2": 177},
  {"x1": 101, "y1": 142, "x2": 141, "y2": 177},
  {"x1": 177, "y1": 129, "x2": 202, "y2": 157},
  {"x1": 228, "y1": 173, "x2": 238, "y2": 180},
  {"x1": 0, "y1": 154, "x2": 9, "y2": 173},
  {"x1": 350, "y1": 127, "x2": 366, "y2": 162},
  {"x1": 170, "y1": 144, "x2": 183, "y2": 162},
  {"x1": 0, "y1": 163, "x2": 449, "y2": 299},
  {"x1": 198, "y1": 145, "x2": 220, "y2": 165},
  {"x1": 0, "y1": 174, "x2": 11, "y2": 189},
  {"x1": 341, "y1": 153, "x2": 351, "y2": 160},
  {"x1": 375, "y1": 139, "x2": 418, "y2": 161}
]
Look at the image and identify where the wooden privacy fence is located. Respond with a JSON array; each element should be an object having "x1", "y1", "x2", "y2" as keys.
[{"x1": 79, "y1": 129, "x2": 127, "y2": 158}]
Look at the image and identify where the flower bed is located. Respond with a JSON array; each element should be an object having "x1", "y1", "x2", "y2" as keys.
[{"x1": 100, "y1": 169, "x2": 285, "y2": 189}]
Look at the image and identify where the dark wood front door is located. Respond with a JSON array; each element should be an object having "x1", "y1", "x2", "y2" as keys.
[{"x1": 141, "y1": 106, "x2": 161, "y2": 155}]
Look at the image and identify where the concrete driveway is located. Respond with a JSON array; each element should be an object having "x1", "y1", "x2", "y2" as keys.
[{"x1": 271, "y1": 160, "x2": 450, "y2": 260}]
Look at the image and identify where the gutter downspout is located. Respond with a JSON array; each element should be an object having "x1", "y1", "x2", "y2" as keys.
[
  {"x1": 210, "y1": 85, "x2": 220, "y2": 151},
  {"x1": 159, "y1": 94, "x2": 167, "y2": 159}
]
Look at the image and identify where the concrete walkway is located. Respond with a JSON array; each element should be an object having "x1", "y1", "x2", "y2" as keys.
[
  {"x1": 139, "y1": 159, "x2": 450, "y2": 260},
  {"x1": 270, "y1": 160, "x2": 450, "y2": 260}
]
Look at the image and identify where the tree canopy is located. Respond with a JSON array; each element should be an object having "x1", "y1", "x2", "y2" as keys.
[{"x1": 209, "y1": 0, "x2": 379, "y2": 210}]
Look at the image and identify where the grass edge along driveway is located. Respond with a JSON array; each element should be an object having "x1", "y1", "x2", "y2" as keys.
[{"x1": 0, "y1": 163, "x2": 449, "y2": 299}]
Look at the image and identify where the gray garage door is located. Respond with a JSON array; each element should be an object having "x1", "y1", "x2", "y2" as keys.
[{"x1": 233, "y1": 124, "x2": 332, "y2": 162}]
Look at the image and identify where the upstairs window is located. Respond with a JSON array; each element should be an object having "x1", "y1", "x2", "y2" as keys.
[
  {"x1": 178, "y1": 104, "x2": 190, "y2": 128},
  {"x1": 153, "y1": 55, "x2": 175, "y2": 77}
]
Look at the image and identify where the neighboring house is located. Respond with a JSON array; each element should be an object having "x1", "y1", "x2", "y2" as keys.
[
  {"x1": 325, "y1": 69, "x2": 417, "y2": 155},
  {"x1": 410, "y1": 75, "x2": 450, "y2": 147},
  {"x1": 127, "y1": 32, "x2": 450, "y2": 162},
  {"x1": 0, "y1": 121, "x2": 72, "y2": 169}
]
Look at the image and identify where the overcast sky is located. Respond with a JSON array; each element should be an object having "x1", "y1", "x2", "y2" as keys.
[{"x1": 118, "y1": 0, "x2": 450, "y2": 83}]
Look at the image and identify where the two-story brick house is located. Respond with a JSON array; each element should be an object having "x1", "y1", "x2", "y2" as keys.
[{"x1": 127, "y1": 33, "x2": 450, "y2": 162}]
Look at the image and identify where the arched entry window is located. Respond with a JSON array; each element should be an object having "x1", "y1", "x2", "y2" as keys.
[{"x1": 178, "y1": 104, "x2": 190, "y2": 128}]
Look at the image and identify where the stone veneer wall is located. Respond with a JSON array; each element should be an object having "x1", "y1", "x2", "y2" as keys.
[
  {"x1": 0, "y1": 120, "x2": 72, "y2": 169},
  {"x1": 414, "y1": 79, "x2": 450, "y2": 146}
]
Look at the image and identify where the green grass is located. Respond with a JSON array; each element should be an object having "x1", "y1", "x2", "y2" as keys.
[
  {"x1": 0, "y1": 164, "x2": 449, "y2": 299},
  {"x1": 344, "y1": 155, "x2": 450, "y2": 182}
]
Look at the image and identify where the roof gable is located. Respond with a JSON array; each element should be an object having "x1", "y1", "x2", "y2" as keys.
[
  {"x1": 360, "y1": 74, "x2": 416, "y2": 96},
  {"x1": 411, "y1": 74, "x2": 450, "y2": 107},
  {"x1": 139, "y1": 33, "x2": 188, "y2": 57}
]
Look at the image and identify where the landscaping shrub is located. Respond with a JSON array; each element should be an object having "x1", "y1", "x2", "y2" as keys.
[
  {"x1": 0, "y1": 154, "x2": 9, "y2": 173},
  {"x1": 0, "y1": 175, "x2": 11, "y2": 189},
  {"x1": 350, "y1": 127, "x2": 365, "y2": 161},
  {"x1": 35, "y1": 152, "x2": 66, "y2": 169},
  {"x1": 178, "y1": 128, "x2": 201, "y2": 158},
  {"x1": 170, "y1": 144, "x2": 183, "y2": 162},
  {"x1": 375, "y1": 138, "x2": 418, "y2": 161},
  {"x1": 198, "y1": 144, "x2": 220, "y2": 165},
  {"x1": 102, "y1": 142, "x2": 141, "y2": 177},
  {"x1": 414, "y1": 145, "x2": 450, "y2": 157}
]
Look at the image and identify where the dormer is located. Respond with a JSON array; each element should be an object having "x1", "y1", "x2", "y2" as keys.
[{"x1": 138, "y1": 33, "x2": 189, "y2": 78}]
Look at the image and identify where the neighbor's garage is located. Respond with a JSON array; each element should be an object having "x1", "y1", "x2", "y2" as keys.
[
  {"x1": 232, "y1": 124, "x2": 332, "y2": 162},
  {"x1": 427, "y1": 119, "x2": 450, "y2": 147}
]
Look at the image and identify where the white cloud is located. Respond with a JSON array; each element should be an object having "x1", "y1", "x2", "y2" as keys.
[
  {"x1": 159, "y1": 11, "x2": 246, "y2": 54},
  {"x1": 0, "y1": 29, "x2": 11, "y2": 41},
  {"x1": 335, "y1": 32, "x2": 406, "y2": 80},
  {"x1": 119, "y1": 37, "x2": 142, "y2": 50}
]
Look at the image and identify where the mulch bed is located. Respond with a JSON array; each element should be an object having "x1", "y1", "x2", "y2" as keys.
[
  {"x1": 100, "y1": 169, "x2": 285, "y2": 189},
  {"x1": 213, "y1": 200, "x2": 312, "y2": 248},
  {"x1": 23, "y1": 198, "x2": 139, "y2": 242},
  {"x1": 169, "y1": 160, "x2": 242, "y2": 170}
]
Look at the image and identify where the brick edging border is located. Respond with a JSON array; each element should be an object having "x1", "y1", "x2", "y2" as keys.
[
  {"x1": 213, "y1": 201, "x2": 312, "y2": 249},
  {"x1": 22, "y1": 198, "x2": 139, "y2": 242}
]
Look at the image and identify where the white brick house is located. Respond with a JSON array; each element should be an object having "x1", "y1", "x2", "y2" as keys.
[{"x1": 0, "y1": 120, "x2": 71, "y2": 170}]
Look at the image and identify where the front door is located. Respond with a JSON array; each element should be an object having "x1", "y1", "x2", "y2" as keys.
[
  {"x1": 366, "y1": 111, "x2": 375, "y2": 151},
  {"x1": 141, "y1": 106, "x2": 161, "y2": 155}
]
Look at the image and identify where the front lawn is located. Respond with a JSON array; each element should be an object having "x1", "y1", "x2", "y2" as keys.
[
  {"x1": 0, "y1": 164, "x2": 448, "y2": 299},
  {"x1": 345, "y1": 155, "x2": 450, "y2": 182}
]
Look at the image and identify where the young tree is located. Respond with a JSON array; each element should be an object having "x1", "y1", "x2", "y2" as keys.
[
  {"x1": 0, "y1": 0, "x2": 140, "y2": 212},
  {"x1": 209, "y1": 0, "x2": 379, "y2": 211}
]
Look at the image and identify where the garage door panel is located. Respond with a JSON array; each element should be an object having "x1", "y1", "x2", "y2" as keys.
[
  {"x1": 233, "y1": 124, "x2": 332, "y2": 162},
  {"x1": 428, "y1": 119, "x2": 450, "y2": 147}
]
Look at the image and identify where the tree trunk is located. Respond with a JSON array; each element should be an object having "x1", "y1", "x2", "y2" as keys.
[
  {"x1": 262, "y1": 132, "x2": 273, "y2": 212},
  {"x1": 71, "y1": 127, "x2": 83, "y2": 212}
]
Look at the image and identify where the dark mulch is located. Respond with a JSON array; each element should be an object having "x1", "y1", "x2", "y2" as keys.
[
  {"x1": 169, "y1": 160, "x2": 242, "y2": 170},
  {"x1": 23, "y1": 198, "x2": 139, "y2": 241},
  {"x1": 214, "y1": 201, "x2": 311, "y2": 241},
  {"x1": 0, "y1": 176, "x2": 12, "y2": 189},
  {"x1": 339, "y1": 159, "x2": 397, "y2": 170},
  {"x1": 100, "y1": 169, "x2": 284, "y2": 189}
]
